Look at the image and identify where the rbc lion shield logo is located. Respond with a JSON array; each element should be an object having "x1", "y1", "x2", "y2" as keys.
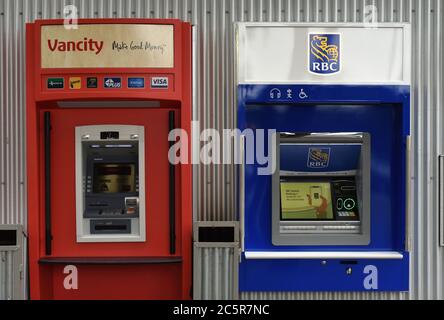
[
  {"x1": 308, "y1": 148, "x2": 331, "y2": 168},
  {"x1": 309, "y1": 34, "x2": 340, "y2": 75}
]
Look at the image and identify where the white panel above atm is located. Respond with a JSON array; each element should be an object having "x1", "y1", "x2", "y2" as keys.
[{"x1": 236, "y1": 23, "x2": 411, "y2": 85}]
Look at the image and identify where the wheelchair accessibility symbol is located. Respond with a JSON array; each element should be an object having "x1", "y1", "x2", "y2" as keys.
[{"x1": 299, "y1": 89, "x2": 308, "y2": 99}]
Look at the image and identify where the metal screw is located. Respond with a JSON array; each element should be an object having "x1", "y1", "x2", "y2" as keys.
[
  {"x1": 346, "y1": 267, "x2": 353, "y2": 275},
  {"x1": 321, "y1": 260, "x2": 327, "y2": 265}
]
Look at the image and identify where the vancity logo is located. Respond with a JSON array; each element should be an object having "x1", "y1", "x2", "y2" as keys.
[{"x1": 47, "y1": 37, "x2": 104, "y2": 55}]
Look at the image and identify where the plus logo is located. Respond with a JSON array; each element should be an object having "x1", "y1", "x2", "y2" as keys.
[{"x1": 104, "y1": 77, "x2": 122, "y2": 88}]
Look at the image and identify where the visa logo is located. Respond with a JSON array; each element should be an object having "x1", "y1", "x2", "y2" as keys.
[{"x1": 151, "y1": 77, "x2": 168, "y2": 88}]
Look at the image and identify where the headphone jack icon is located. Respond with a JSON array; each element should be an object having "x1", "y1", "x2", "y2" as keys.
[
  {"x1": 270, "y1": 88, "x2": 282, "y2": 99},
  {"x1": 299, "y1": 89, "x2": 308, "y2": 99}
]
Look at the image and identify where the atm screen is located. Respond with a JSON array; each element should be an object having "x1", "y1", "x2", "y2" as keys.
[
  {"x1": 280, "y1": 182, "x2": 334, "y2": 220},
  {"x1": 93, "y1": 163, "x2": 136, "y2": 193}
]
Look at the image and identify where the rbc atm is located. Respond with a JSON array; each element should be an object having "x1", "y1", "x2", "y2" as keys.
[
  {"x1": 237, "y1": 23, "x2": 411, "y2": 292},
  {"x1": 26, "y1": 19, "x2": 192, "y2": 299}
]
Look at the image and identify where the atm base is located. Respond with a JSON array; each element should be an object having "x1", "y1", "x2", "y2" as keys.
[
  {"x1": 239, "y1": 254, "x2": 409, "y2": 292},
  {"x1": 34, "y1": 262, "x2": 186, "y2": 299}
]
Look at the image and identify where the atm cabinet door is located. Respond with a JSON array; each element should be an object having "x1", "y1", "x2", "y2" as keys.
[{"x1": 41, "y1": 108, "x2": 180, "y2": 258}]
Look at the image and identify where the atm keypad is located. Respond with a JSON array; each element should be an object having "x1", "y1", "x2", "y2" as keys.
[{"x1": 332, "y1": 180, "x2": 359, "y2": 221}]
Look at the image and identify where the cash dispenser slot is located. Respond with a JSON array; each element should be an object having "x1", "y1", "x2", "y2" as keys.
[{"x1": 90, "y1": 219, "x2": 131, "y2": 234}]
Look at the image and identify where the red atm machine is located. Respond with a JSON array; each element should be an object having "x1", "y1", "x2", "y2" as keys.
[{"x1": 26, "y1": 19, "x2": 192, "y2": 299}]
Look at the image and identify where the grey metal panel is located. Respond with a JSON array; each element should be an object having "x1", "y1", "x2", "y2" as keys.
[
  {"x1": 0, "y1": 225, "x2": 25, "y2": 300},
  {"x1": 193, "y1": 221, "x2": 239, "y2": 300},
  {"x1": 0, "y1": 0, "x2": 442, "y2": 300},
  {"x1": 194, "y1": 246, "x2": 238, "y2": 300}
]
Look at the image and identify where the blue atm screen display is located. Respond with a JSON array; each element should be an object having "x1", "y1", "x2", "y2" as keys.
[{"x1": 280, "y1": 182, "x2": 334, "y2": 220}]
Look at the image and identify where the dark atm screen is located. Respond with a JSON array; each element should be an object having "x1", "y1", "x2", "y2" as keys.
[{"x1": 93, "y1": 163, "x2": 135, "y2": 193}]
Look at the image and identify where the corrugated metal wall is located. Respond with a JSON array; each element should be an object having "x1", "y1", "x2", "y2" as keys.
[
  {"x1": 0, "y1": 0, "x2": 443, "y2": 300},
  {"x1": 0, "y1": 251, "x2": 13, "y2": 299},
  {"x1": 194, "y1": 247, "x2": 237, "y2": 300}
]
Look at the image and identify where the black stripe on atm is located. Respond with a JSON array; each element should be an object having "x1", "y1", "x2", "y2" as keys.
[
  {"x1": 38, "y1": 256, "x2": 183, "y2": 265},
  {"x1": 198, "y1": 227, "x2": 235, "y2": 242},
  {"x1": 169, "y1": 111, "x2": 176, "y2": 255},
  {"x1": 44, "y1": 111, "x2": 52, "y2": 255},
  {"x1": 0, "y1": 230, "x2": 17, "y2": 246}
]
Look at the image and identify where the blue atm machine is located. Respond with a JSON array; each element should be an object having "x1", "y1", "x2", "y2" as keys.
[{"x1": 236, "y1": 23, "x2": 411, "y2": 292}]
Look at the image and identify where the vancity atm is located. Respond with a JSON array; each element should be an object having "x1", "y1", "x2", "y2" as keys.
[
  {"x1": 236, "y1": 23, "x2": 411, "y2": 292},
  {"x1": 26, "y1": 19, "x2": 192, "y2": 299}
]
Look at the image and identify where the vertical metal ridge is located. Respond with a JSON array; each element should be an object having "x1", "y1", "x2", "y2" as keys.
[
  {"x1": 437, "y1": 0, "x2": 444, "y2": 300},
  {"x1": 408, "y1": 0, "x2": 417, "y2": 299},
  {"x1": 0, "y1": 0, "x2": 5, "y2": 225},
  {"x1": 415, "y1": 0, "x2": 425, "y2": 299},
  {"x1": 426, "y1": 0, "x2": 435, "y2": 298}
]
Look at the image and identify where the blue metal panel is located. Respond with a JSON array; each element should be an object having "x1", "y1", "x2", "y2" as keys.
[
  {"x1": 238, "y1": 85, "x2": 410, "y2": 292},
  {"x1": 239, "y1": 255, "x2": 410, "y2": 292}
]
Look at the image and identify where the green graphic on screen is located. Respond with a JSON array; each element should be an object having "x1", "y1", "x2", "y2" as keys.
[{"x1": 280, "y1": 182, "x2": 334, "y2": 220}]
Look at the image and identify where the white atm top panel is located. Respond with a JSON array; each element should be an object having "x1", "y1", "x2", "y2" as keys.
[{"x1": 236, "y1": 23, "x2": 411, "y2": 85}]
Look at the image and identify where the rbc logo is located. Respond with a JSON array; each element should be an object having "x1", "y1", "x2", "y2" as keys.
[
  {"x1": 309, "y1": 34, "x2": 340, "y2": 75},
  {"x1": 307, "y1": 148, "x2": 330, "y2": 168}
]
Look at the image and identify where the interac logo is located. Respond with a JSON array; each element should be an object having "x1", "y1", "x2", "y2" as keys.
[
  {"x1": 309, "y1": 34, "x2": 341, "y2": 75},
  {"x1": 307, "y1": 148, "x2": 330, "y2": 169}
]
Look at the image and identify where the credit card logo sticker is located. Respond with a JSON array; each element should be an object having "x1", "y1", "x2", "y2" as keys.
[
  {"x1": 151, "y1": 77, "x2": 168, "y2": 88},
  {"x1": 86, "y1": 77, "x2": 98, "y2": 88},
  {"x1": 69, "y1": 77, "x2": 81, "y2": 89},
  {"x1": 309, "y1": 34, "x2": 340, "y2": 75},
  {"x1": 47, "y1": 77, "x2": 64, "y2": 89},
  {"x1": 128, "y1": 77, "x2": 145, "y2": 88},
  {"x1": 307, "y1": 148, "x2": 330, "y2": 168},
  {"x1": 104, "y1": 77, "x2": 121, "y2": 88}
]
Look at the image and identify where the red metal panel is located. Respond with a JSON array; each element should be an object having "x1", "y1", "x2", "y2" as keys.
[{"x1": 26, "y1": 19, "x2": 192, "y2": 300}]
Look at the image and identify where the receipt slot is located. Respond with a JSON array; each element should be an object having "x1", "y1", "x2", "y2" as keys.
[
  {"x1": 236, "y1": 23, "x2": 411, "y2": 292},
  {"x1": 26, "y1": 19, "x2": 192, "y2": 299}
]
